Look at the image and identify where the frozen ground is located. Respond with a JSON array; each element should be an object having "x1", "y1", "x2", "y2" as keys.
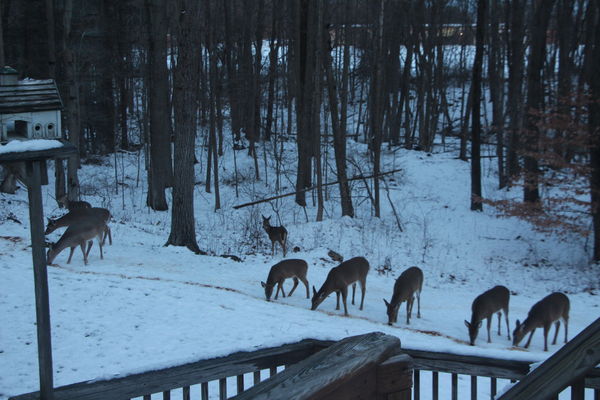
[{"x1": 0, "y1": 139, "x2": 598, "y2": 399}]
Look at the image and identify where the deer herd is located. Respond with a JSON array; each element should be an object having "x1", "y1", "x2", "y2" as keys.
[
  {"x1": 260, "y1": 216, "x2": 571, "y2": 352},
  {"x1": 44, "y1": 195, "x2": 112, "y2": 266},
  {"x1": 42, "y1": 208, "x2": 572, "y2": 352}
]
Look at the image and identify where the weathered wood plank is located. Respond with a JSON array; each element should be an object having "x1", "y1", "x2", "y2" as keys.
[
  {"x1": 0, "y1": 144, "x2": 76, "y2": 163},
  {"x1": 498, "y1": 318, "x2": 600, "y2": 400},
  {"x1": 253, "y1": 371, "x2": 261, "y2": 385},
  {"x1": 27, "y1": 160, "x2": 54, "y2": 400},
  {"x1": 490, "y1": 377, "x2": 496, "y2": 400},
  {"x1": 470, "y1": 375, "x2": 477, "y2": 400},
  {"x1": 432, "y1": 371, "x2": 438, "y2": 400},
  {"x1": 200, "y1": 382, "x2": 208, "y2": 400},
  {"x1": 229, "y1": 332, "x2": 401, "y2": 400},
  {"x1": 404, "y1": 349, "x2": 531, "y2": 380},
  {"x1": 452, "y1": 373, "x2": 458, "y2": 400},
  {"x1": 414, "y1": 369, "x2": 420, "y2": 400},
  {"x1": 376, "y1": 354, "x2": 413, "y2": 395},
  {"x1": 218, "y1": 378, "x2": 226, "y2": 400},
  {"x1": 182, "y1": 386, "x2": 190, "y2": 400},
  {"x1": 9, "y1": 339, "x2": 322, "y2": 400}
]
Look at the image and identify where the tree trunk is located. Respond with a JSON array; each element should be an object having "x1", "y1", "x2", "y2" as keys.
[
  {"x1": 166, "y1": 0, "x2": 201, "y2": 254},
  {"x1": 470, "y1": 0, "x2": 486, "y2": 211},
  {"x1": 523, "y1": 0, "x2": 555, "y2": 204},
  {"x1": 145, "y1": 0, "x2": 171, "y2": 211}
]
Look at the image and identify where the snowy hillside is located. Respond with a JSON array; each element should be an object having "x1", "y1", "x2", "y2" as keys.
[{"x1": 0, "y1": 139, "x2": 598, "y2": 399}]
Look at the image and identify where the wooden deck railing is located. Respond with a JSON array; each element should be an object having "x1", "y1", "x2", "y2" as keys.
[{"x1": 9, "y1": 322, "x2": 600, "y2": 400}]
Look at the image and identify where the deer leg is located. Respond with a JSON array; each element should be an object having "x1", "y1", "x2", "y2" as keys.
[
  {"x1": 281, "y1": 235, "x2": 287, "y2": 257},
  {"x1": 406, "y1": 299, "x2": 412, "y2": 324},
  {"x1": 340, "y1": 287, "x2": 349, "y2": 316},
  {"x1": 301, "y1": 277, "x2": 310, "y2": 299},
  {"x1": 288, "y1": 277, "x2": 299, "y2": 297},
  {"x1": 97, "y1": 234, "x2": 103, "y2": 260},
  {"x1": 351, "y1": 283, "x2": 356, "y2": 305},
  {"x1": 359, "y1": 279, "x2": 366, "y2": 310},
  {"x1": 505, "y1": 309, "x2": 511, "y2": 340},
  {"x1": 85, "y1": 240, "x2": 94, "y2": 257},
  {"x1": 552, "y1": 321, "x2": 560, "y2": 345},
  {"x1": 487, "y1": 317, "x2": 492, "y2": 343},
  {"x1": 335, "y1": 291, "x2": 340, "y2": 310},
  {"x1": 563, "y1": 317, "x2": 568, "y2": 343},
  {"x1": 524, "y1": 329, "x2": 536, "y2": 349},
  {"x1": 280, "y1": 281, "x2": 287, "y2": 298},
  {"x1": 497, "y1": 312, "x2": 501, "y2": 335},
  {"x1": 271, "y1": 241, "x2": 275, "y2": 256},
  {"x1": 543, "y1": 324, "x2": 550, "y2": 351},
  {"x1": 83, "y1": 242, "x2": 90, "y2": 265},
  {"x1": 416, "y1": 290, "x2": 421, "y2": 318},
  {"x1": 67, "y1": 246, "x2": 76, "y2": 264},
  {"x1": 274, "y1": 283, "x2": 281, "y2": 300}
]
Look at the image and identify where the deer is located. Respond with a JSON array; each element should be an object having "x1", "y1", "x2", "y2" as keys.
[
  {"x1": 311, "y1": 256, "x2": 369, "y2": 316},
  {"x1": 45, "y1": 207, "x2": 112, "y2": 246},
  {"x1": 464, "y1": 285, "x2": 511, "y2": 346},
  {"x1": 513, "y1": 292, "x2": 570, "y2": 352},
  {"x1": 57, "y1": 193, "x2": 91, "y2": 211},
  {"x1": 383, "y1": 266, "x2": 423, "y2": 326},
  {"x1": 261, "y1": 259, "x2": 309, "y2": 301},
  {"x1": 46, "y1": 217, "x2": 108, "y2": 266},
  {"x1": 262, "y1": 215, "x2": 287, "y2": 257}
]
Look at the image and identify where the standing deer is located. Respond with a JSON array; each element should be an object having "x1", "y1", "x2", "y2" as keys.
[
  {"x1": 311, "y1": 256, "x2": 369, "y2": 316},
  {"x1": 464, "y1": 285, "x2": 511, "y2": 345},
  {"x1": 383, "y1": 266, "x2": 423, "y2": 325},
  {"x1": 262, "y1": 215, "x2": 287, "y2": 257},
  {"x1": 513, "y1": 292, "x2": 570, "y2": 351},
  {"x1": 46, "y1": 217, "x2": 108, "y2": 266},
  {"x1": 46, "y1": 207, "x2": 112, "y2": 245},
  {"x1": 261, "y1": 259, "x2": 309, "y2": 301},
  {"x1": 58, "y1": 193, "x2": 91, "y2": 211}
]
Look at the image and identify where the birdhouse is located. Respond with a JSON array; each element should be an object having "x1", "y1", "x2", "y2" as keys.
[{"x1": 0, "y1": 66, "x2": 63, "y2": 143}]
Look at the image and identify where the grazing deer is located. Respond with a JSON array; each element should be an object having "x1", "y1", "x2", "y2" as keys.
[
  {"x1": 45, "y1": 207, "x2": 112, "y2": 245},
  {"x1": 513, "y1": 292, "x2": 570, "y2": 351},
  {"x1": 46, "y1": 217, "x2": 108, "y2": 266},
  {"x1": 464, "y1": 285, "x2": 511, "y2": 345},
  {"x1": 58, "y1": 193, "x2": 91, "y2": 211},
  {"x1": 261, "y1": 259, "x2": 309, "y2": 301},
  {"x1": 383, "y1": 266, "x2": 423, "y2": 325},
  {"x1": 311, "y1": 256, "x2": 369, "y2": 316},
  {"x1": 262, "y1": 215, "x2": 287, "y2": 257}
]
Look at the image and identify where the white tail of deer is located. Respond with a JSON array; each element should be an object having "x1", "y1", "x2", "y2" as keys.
[
  {"x1": 46, "y1": 217, "x2": 108, "y2": 265},
  {"x1": 46, "y1": 207, "x2": 112, "y2": 245},
  {"x1": 464, "y1": 285, "x2": 510, "y2": 345},
  {"x1": 513, "y1": 292, "x2": 570, "y2": 351},
  {"x1": 58, "y1": 193, "x2": 92, "y2": 211},
  {"x1": 261, "y1": 259, "x2": 309, "y2": 301},
  {"x1": 262, "y1": 215, "x2": 287, "y2": 257},
  {"x1": 311, "y1": 256, "x2": 369, "y2": 316},
  {"x1": 383, "y1": 266, "x2": 423, "y2": 325}
]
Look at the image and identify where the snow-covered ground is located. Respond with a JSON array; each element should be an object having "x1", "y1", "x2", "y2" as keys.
[{"x1": 0, "y1": 137, "x2": 598, "y2": 399}]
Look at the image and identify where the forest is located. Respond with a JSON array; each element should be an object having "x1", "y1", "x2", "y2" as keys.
[{"x1": 1, "y1": 0, "x2": 599, "y2": 262}]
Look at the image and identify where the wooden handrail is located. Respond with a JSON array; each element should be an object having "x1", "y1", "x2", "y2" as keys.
[
  {"x1": 230, "y1": 332, "x2": 402, "y2": 400},
  {"x1": 498, "y1": 317, "x2": 600, "y2": 399},
  {"x1": 9, "y1": 339, "x2": 323, "y2": 400}
]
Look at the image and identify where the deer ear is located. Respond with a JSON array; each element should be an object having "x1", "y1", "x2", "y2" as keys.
[
  {"x1": 261, "y1": 281, "x2": 266, "y2": 288},
  {"x1": 515, "y1": 319, "x2": 521, "y2": 328},
  {"x1": 312, "y1": 286, "x2": 317, "y2": 296},
  {"x1": 464, "y1": 320, "x2": 470, "y2": 328},
  {"x1": 383, "y1": 299, "x2": 390, "y2": 307}
]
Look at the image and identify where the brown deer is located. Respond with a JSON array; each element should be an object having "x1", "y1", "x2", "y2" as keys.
[
  {"x1": 262, "y1": 215, "x2": 287, "y2": 257},
  {"x1": 261, "y1": 259, "x2": 309, "y2": 301},
  {"x1": 383, "y1": 266, "x2": 423, "y2": 325},
  {"x1": 58, "y1": 193, "x2": 91, "y2": 211},
  {"x1": 311, "y1": 256, "x2": 369, "y2": 316},
  {"x1": 46, "y1": 217, "x2": 108, "y2": 266},
  {"x1": 513, "y1": 292, "x2": 570, "y2": 351},
  {"x1": 464, "y1": 285, "x2": 511, "y2": 345},
  {"x1": 46, "y1": 207, "x2": 112, "y2": 245}
]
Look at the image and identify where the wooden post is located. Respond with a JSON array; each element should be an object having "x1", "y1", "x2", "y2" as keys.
[
  {"x1": 376, "y1": 353, "x2": 413, "y2": 400},
  {"x1": 26, "y1": 160, "x2": 54, "y2": 400}
]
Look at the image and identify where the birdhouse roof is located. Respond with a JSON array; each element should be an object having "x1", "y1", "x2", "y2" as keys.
[{"x1": 0, "y1": 79, "x2": 63, "y2": 114}]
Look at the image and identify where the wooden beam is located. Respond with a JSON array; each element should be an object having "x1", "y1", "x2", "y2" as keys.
[
  {"x1": 26, "y1": 160, "x2": 54, "y2": 400},
  {"x1": 230, "y1": 332, "x2": 401, "y2": 400},
  {"x1": 498, "y1": 318, "x2": 600, "y2": 400}
]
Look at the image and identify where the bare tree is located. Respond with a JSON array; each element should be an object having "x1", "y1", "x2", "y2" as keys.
[{"x1": 166, "y1": 0, "x2": 201, "y2": 253}]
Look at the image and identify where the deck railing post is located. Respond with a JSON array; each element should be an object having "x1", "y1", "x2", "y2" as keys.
[{"x1": 376, "y1": 353, "x2": 413, "y2": 400}]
